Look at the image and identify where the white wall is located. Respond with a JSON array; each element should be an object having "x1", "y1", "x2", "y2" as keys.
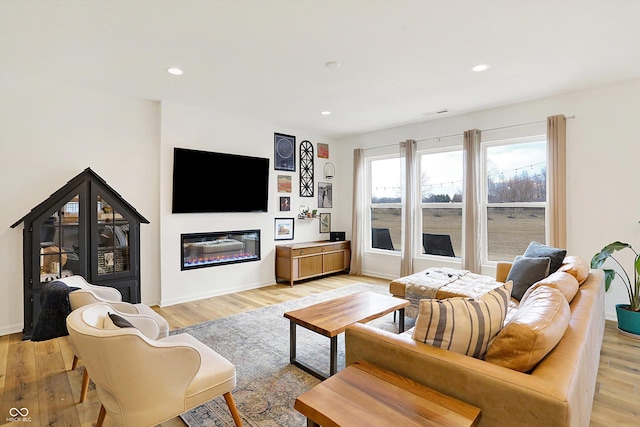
[
  {"x1": 158, "y1": 101, "x2": 337, "y2": 305},
  {"x1": 335, "y1": 78, "x2": 640, "y2": 320},
  {"x1": 0, "y1": 74, "x2": 340, "y2": 334},
  {"x1": 0, "y1": 72, "x2": 161, "y2": 335}
]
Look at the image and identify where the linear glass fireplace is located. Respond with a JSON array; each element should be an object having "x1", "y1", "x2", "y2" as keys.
[{"x1": 181, "y1": 229, "x2": 260, "y2": 270}]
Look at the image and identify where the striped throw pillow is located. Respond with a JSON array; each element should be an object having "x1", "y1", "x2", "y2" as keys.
[{"x1": 412, "y1": 281, "x2": 512, "y2": 359}]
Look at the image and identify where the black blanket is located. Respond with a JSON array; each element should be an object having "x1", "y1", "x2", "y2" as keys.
[{"x1": 31, "y1": 280, "x2": 79, "y2": 342}]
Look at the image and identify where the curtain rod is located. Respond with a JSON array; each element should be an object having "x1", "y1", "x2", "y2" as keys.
[{"x1": 363, "y1": 115, "x2": 575, "y2": 150}]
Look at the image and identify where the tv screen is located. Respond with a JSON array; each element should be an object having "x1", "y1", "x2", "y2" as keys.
[{"x1": 172, "y1": 147, "x2": 270, "y2": 213}]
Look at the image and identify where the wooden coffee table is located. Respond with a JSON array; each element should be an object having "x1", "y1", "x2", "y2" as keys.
[
  {"x1": 283, "y1": 291, "x2": 409, "y2": 380},
  {"x1": 295, "y1": 360, "x2": 481, "y2": 427}
]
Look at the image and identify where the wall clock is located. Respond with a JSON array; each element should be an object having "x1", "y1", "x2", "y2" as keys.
[{"x1": 299, "y1": 140, "x2": 314, "y2": 197}]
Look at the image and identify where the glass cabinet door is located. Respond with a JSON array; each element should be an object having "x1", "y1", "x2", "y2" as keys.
[
  {"x1": 38, "y1": 195, "x2": 81, "y2": 284},
  {"x1": 96, "y1": 195, "x2": 130, "y2": 275}
]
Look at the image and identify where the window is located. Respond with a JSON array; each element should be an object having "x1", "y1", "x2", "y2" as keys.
[
  {"x1": 419, "y1": 149, "x2": 463, "y2": 257},
  {"x1": 483, "y1": 138, "x2": 546, "y2": 261},
  {"x1": 367, "y1": 155, "x2": 401, "y2": 251}
]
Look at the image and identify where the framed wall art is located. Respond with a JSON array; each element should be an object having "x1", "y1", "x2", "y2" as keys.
[
  {"x1": 274, "y1": 133, "x2": 296, "y2": 171},
  {"x1": 274, "y1": 218, "x2": 294, "y2": 240},
  {"x1": 318, "y1": 182, "x2": 332, "y2": 208},
  {"x1": 319, "y1": 213, "x2": 331, "y2": 233},
  {"x1": 317, "y1": 143, "x2": 329, "y2": 159},
  {"x1": 277, "y1": 175, "x2": 292, "y2": 193},
  {"x1": 299, "y1": 140, "x2": 314, "y2": 197},
  {"x1": 279, "y1": 196, "x2": 291, "y2": 211}
]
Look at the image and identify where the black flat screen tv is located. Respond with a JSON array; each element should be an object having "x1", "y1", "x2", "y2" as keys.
[{"x1": 172, "y1": 147, "x2": 270, "y2": 213}]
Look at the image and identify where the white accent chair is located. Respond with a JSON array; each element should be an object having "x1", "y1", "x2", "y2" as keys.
[
  {"x1": 59, "y1": 275, "x2": 170, "y2": 337},
  {"x1": 57, "y1": 275, "x2": 169, "y2": 402},
  {"x1": 66, "y1": 302, "x2": 242, "y2": 427}
]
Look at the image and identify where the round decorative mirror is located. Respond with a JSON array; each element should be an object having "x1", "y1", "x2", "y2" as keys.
[{"x1": 323, "y1": 162, "x2": 335, "y2": 179}]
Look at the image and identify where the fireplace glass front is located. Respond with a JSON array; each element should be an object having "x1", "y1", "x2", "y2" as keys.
[{"x1": 181, "y1": 230, "x2": 260, "y2": 270}]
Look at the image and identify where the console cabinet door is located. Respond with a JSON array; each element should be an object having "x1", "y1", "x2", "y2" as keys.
[
  {"x1": 299, "y1": 254, "x2": 323, "y2": 278},
  {"x1": 323, "y1": 251, "x2": 346, "y2": 273}
]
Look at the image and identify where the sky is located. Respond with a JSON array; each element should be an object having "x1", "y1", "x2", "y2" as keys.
[{"x1": 371, "y1": 140, "x2": 546, "y2": 200}]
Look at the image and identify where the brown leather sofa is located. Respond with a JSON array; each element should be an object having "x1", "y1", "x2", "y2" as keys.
[{"x1": 346, "y1": 265, "x2": 605, "y2": 427}]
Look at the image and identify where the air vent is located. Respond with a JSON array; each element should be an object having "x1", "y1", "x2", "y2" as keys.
[{"x1": 422, "y1": 109, "x2": 450, "y2": 117}]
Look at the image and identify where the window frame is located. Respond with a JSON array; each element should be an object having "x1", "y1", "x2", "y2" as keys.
[
  {"x1": 416, "y1": 146, "x2": 463, "y2": 259},
  {"x1": 480, "y1": 134, "x2": 547, "y2": 264},
  {"x1": 365, "y1": 153, "x2": 402, "y2": 253}
]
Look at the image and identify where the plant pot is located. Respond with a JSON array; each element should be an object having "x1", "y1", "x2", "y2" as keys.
[{"x1": 615, "y1": 304, "x2": 640, "y2": 338}]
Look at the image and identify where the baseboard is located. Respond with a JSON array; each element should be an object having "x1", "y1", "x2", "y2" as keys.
[
  {"x1": 0, "y1": 322, "x2": 24, "y2": 337},
  {"x1": 159, "y1": 280, "x2": 273, "y2": 307}
]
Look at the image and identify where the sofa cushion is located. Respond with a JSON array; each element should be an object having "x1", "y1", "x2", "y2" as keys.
[
  {"x1": 523, "y1": 241, "x2": 567, "y2": 274},
  {"x1": 558, "y1": 255, "x2": 589, "y2": 285},
  {"x1": 412, "y1": 281, "x2": 512, "y2": 359},
  {"x1": 507, "y1": 255, "x2": 551, "y2": 301},
  {"x1": 485, "y1": 286, "x2": 570, "y2": 372},
  {"x1": 520, "y1": 271, "x2": 580, "y2": 305}
]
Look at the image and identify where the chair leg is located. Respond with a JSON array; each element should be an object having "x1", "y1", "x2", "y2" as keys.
[
  {"x1": 72, "y1": 355, "x2": 79, "y2": 370},
  {"x1": 223, "y1": 392, "x2": 243, "y2": 427},
  {"x1": 79, "y1": 368, "x2": 90, "y2": 403},
  {"x1": 96, "y1": 405, "x2": 106, "y2": 427}
]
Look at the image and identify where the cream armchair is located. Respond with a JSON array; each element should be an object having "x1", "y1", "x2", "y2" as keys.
[
  {"x1": 58, "y1": 275, "x2": 170, "y2": 337},
  {"x1": 66, "y1": 302, "x2": 242, "y2": 427},
  {"x1": 57, "y1": 275, "x2": 170, "y2": 403},
  {"x1": 69, "y1": 304, "x2": 169, "y2": 403}
]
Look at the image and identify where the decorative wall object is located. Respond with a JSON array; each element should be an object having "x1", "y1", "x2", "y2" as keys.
[
  {"x1": 299, "y1": 140, "x2": 314, "y2": 197},
  {"x1": 280, "y1": 196, "x2": 291, "y2": 211},
  {"x1": 274, "y1": 218, "x2": 294, "y2": 240},
  {"x1": 277, "y1": 175, "x2": 292, "y2": 193},
  {"x1": 274, "y1": 133, "x2": 296, "y2": 171},
  {"x1": 318, "y1": 182, "x2": 333, "y2": 208},
  {"x1": 323, "y1": 162, "x2": 335, "y2": 179},
  {"x1": 317, "y1": 143, "x2": 329, "y2": 159},
  {"x1": 319, "y1": 213, "x2": 331, "y2": 233}
]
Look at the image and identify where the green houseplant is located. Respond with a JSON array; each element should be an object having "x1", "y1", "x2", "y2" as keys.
[{"x1": 591, "y1": 241, "x2": 640, "y2": 336}]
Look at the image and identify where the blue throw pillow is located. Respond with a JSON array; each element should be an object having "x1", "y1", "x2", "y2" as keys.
[{"x1": 523, "y1": 241, "x2": 567, "y2": 274}]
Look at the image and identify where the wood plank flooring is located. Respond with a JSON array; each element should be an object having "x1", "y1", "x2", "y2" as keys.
[{"x1": 0, "y1": 274, "x2": 638, "y2": 426}]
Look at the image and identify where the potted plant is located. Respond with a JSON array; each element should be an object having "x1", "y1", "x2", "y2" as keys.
[{"x1": 591, "y1": 241, "x2": 640, "y2": 337}]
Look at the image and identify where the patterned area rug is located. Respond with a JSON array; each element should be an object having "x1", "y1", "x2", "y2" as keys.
[{"x1": 175, "y1": 282, "x2": 414, "y2": 427}]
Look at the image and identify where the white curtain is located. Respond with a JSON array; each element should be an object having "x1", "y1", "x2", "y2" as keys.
[
  {"x1": 400, "y1": 140, "x2": 417, "y2": 277},
  {"x1": 546, "y1": 115, "x2": 567, "y2": 248},
  {"x1": 462, "y1": 129, "x2": 482, "y2": 273},
  {"x1": 350, "y1": 148, "x2": 364, "y2": 275}
]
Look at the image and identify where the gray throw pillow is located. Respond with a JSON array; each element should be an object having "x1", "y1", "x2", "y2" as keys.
[
  {"x1": 507, "y1": 255, "x2": 551, "y2": 301},
  {"x1": 108, "y1": 312, "x2": 135, "y2": 328},
  {"x1": 523, "y1": 241, "x2": 567, "y2": 274}
]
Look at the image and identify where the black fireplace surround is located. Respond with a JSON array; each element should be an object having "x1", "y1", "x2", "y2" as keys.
[{"x1": 181, "y1": 230, "x2": 260, "y2": 270}]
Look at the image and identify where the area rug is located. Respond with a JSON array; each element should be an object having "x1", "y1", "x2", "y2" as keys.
[{"x1": 175, "y1": 282, "x2": 415, "y2": 427}]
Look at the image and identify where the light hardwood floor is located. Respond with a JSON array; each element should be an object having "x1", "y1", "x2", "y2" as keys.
[{"x1": 1, "y1": 274, "x2": 638, "y2": 426}]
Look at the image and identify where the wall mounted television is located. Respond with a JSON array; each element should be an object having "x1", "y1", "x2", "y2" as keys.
[{"x1": 172, "y1": 147, "x2": 270, "y2": 213}]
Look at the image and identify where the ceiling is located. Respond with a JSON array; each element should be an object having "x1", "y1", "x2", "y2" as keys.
[{"x1": 1, "y1": 0, "x2": 639, "y2": 139}]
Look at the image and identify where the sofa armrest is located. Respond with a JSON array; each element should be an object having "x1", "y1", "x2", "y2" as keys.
[
  {"x1": 496, "y1": 261, "x2": 513, "y2": 283},
  {"x1": 345, "y1": 323, "x2": 569, "y2": 427}
]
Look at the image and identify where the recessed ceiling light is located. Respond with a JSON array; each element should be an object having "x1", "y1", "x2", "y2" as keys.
[
  {"x1": 472, "y1": 64, "x2": 490, "y2": 72},
  {"x1": 325, "y1": 61, "x2": 341, "y2": 69},
  {"x1": 167, "y1": 67, "x2": 183, "y2": 75},
  {"x1": 320, "y1": 111, "x2": 331, "y2": 115}
]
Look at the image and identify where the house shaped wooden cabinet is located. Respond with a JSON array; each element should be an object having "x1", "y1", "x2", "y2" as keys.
[{"x1": 12, "y1": 168, "x2": 149, "y2": 339}]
